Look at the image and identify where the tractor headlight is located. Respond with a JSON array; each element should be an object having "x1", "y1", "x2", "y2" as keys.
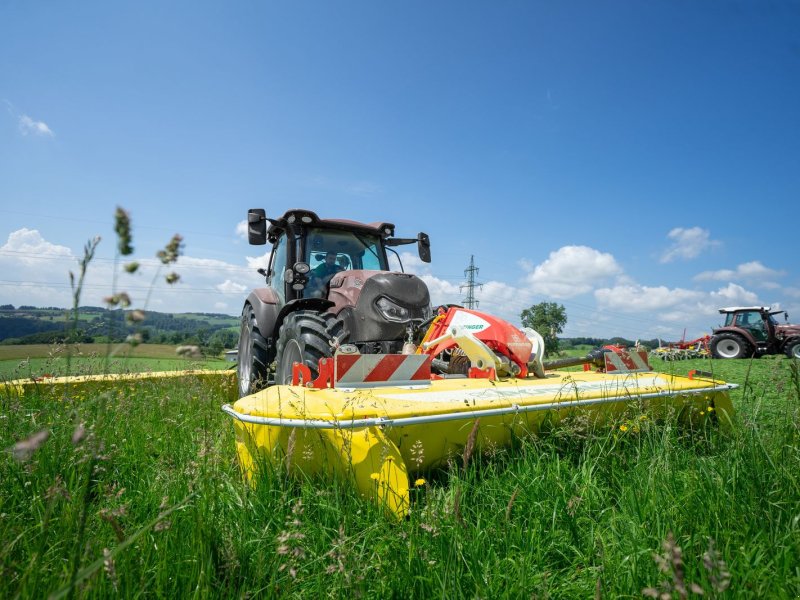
[
  {"x1": 294, "y1": 262, "x2": 310, "y2": 274},
  {"x1": 376, "y1": 297, "x2": 410, "y2": 322}
]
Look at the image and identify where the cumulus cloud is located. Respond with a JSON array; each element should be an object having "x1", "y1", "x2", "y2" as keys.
[
  {"x1": 595, "y1": 284, "x2": 704, "y2": 312},
  {"x1": 245, "y1": 253, "x2": 270, "y2": 271},
  {"x1": 19, "y1": 115, "x2": 54, "y2": 137},
  {"x1": 660, "y1": 227, "x2": 719, "y2": 263},
  {"x1": 708, "y1": 283, "x2": 760, "y2": 306},
  {"x1": 235, "y1": 220, "x2": 248, "y2": 240},
  {"x1": 1, "y1": 228, "x2": 73, "y2": 264},
  {"x1": 525, "y1": 246, "x2": 622, "y2": 298},
  {"x1": 694, "y1": 260, "x2": 785, "y2": 282},
  {"x1": 0, "y1": 228, "x2": 263, "y2": 314},
  {"x1": 216, "y1": 279, "x2": 247, "y2": 294}
]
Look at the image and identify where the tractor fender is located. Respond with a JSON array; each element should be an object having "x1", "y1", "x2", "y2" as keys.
[
  {"x1": 712, "y1": 327, "x2": 757, "y2": 347},
  {"x1": 781, "y1": 335, "x2": 800, "y2": 352},
  {"x1": 245, "y1": 289, "x2": 280, "y2": 341}
]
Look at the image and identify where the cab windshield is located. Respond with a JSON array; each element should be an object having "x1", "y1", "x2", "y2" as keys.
[{"x1": 304, "y1": 227, "x2": 388, "y2": 272}]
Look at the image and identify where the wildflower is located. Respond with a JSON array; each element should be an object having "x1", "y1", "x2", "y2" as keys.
[
  {"x1": 125, "y1": 333, "x2": 142, "y2": 346},
  {"x1": 619, "y1": 424, "x2": 628, "y2": 432},
  {"x1": 414, "y1": 478, "x2": 426, "y2": 487},
  {"x1": 114, "y1": 207, "x2": 133, "y2": 256},
  {"x1": 700, "y1": 411, "x2": 705, "y2": 416},
  {"x1": 369, "y1": 472, "x2": 380, "y2": 481},
  {"x1": 124, "y1": 261, "x2": 139, "y2": 274},
  {"x1": 639, "y1": 415, "x2": 648, "y2": 421},
  {"x1": 707, "y1": 406, "x2": 714, "y2": 412}
]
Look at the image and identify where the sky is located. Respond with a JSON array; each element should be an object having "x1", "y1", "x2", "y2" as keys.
[{"x1": 1, "y1": 1, "x2": 798, "y2": 341}]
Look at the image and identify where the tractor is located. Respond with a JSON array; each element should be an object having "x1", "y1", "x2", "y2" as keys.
[
  {"x1": 710, "y1": 306, "x2": 800, "y2": 360},
  {"x1": 237, "y1": 208, "x2": 433, "y2": 397}
]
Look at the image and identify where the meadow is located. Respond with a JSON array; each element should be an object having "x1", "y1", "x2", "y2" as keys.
[
  {"x1": 1, "y1": 354, "x2": 798, "y2": 598},
  {"x1": 0, "y1": 343, "x2": 229, "y2": 380}
]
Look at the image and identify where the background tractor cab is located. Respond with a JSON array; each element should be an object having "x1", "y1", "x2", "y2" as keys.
[{"x1": 238, "y1": 208, "x2": 432, "y2": 396}]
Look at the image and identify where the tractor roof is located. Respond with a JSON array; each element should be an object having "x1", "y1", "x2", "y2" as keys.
[
  {"x1": 268, "y1": 209, "x2": 395, "y2": 239},
  {"x1": 718, "y1": 306, "x2": 783, "y2": 314}
]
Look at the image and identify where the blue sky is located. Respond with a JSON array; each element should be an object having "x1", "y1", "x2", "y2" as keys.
[{"x1": 1, "y1": 1, "x2": 798, "y2": 340}]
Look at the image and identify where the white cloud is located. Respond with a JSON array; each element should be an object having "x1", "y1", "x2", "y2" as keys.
[
  {"x1": 19, "y1": 114, "x2": 54, "y2": 137},
  {"x1": 216, "y1": 279, "x2": 247, "y2": 294},
  {"x1": 525, "y1": 246, "x2": 622, "y2": 298},
  {"x1": 595, "y1": 284, "x2": 704, "y2": 312},
  {"x1": 245, "y1": 254, "x2": 270, "y2": 271},
  {"x1": 707, "y1": 283, "x2": 760, "y2": 306},
  {"x1": 0, "y1": 228, "x2": 265, "y2": 315},
  {"x1": 1, "y1": 228, "x2": 73, "y2": 264},
  {"x1": 235, "y1": 220, "x2": 248, "y2": 240},
  {"x1": 660, "y1": 227, "x2": 719, "y2": 263},
  {"x1": 694, "y1": 260, "x2": 784, "y2": 282}
]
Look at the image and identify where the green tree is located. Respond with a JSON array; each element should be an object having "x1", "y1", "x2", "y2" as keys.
[{"x1": 520, "y1": 302, "x2": 567, "y2": 357}]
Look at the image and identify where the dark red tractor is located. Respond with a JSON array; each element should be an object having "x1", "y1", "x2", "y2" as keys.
[
  {"x1": 710, "y1": 306, "x2": 800, "y2": 360},
  {"x1": 237, "y1": 209, "x2": 432, "y2": 397}
]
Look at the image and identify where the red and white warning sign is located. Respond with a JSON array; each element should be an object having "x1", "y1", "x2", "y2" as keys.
[
  {"x1": 603, "y1": 348, "x2": 651, "y2": 374},
  {"x1": 334, "y1": 354, "x2": 432, "y2": 388}
]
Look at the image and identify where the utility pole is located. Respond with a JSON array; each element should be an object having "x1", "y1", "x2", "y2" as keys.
[{"x1": 460, "y1": 255, "x2": 482, "y2": 309}]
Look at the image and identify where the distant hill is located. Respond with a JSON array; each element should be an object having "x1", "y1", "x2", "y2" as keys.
[{"x1": 0, "y1": 305, "x2": 239, "y2": 351}]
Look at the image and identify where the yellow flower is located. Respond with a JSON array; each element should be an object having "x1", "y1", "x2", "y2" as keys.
[
  {"x1": 699, "y1": 411, "x2": 705, "y2": 416},
  {"x1": 369, "y1": 472, "x2": 380, "y2": 481},
  {"x1": 707, "y1": 406, "x2": 714, "y2": 412},
  {"x1": 414, "y1": 478, "x2": 426, "y2": 487},
  {"x1": 619, "y1": 424, "x2": 628, "y2": 432},
  {"x1": 639, "y1": 415, "x2": 648, "y2": 421}
]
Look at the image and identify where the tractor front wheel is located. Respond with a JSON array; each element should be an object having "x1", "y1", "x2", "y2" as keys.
[
  {"x1": 238, "y1": 304, "x2": 270, "y2": 397},
  {"x1": 785, "y1": 339, "x2": 800, "y2": 360},
  {"x1": 710, "y1": 333, "x2": 751, "y2": 359},
  {"x1": 274, "y1": 311, "x2": 344, "y2": 385}
]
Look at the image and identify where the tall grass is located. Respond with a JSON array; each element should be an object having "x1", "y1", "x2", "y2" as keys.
[{"x1": 2, "y1": 356, "x2": 798, "y2": 598}]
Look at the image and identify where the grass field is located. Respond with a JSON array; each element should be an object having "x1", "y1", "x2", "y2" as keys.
[
  {"x1": 0, "y1": 344, "x2": 229, "y2": 380},
  {"x1": 1, "y1": 356, "x2": 798, "y2": 598}
]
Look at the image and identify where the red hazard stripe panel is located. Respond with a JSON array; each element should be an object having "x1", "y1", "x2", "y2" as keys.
[
  {"x1": 363, "y1": 354, "x2": 407, "y2": 382},
  {"x1": 410, "y1": 358, "x2": 432, "y2": 381},
  {"x1": 335, "y1": 354, "x2": 360, "y2": 379}
]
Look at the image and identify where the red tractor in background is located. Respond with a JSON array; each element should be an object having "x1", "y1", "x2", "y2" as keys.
[{"x1": 710, "y1": 306, "x2": 800, "y2": 360}]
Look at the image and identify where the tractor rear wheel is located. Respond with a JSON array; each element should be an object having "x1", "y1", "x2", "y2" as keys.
[
  {"x1": 785, "y1": 339, "x2": 800, "y2": 359},
  {"x1": 710, "y1": 333, "x2": 751, "y2": 359},
  {"x1": 274, "y1": 311, "x2": 345, "y2": 385},
  {"x1": 238, "y1": 304, "x2": 270, "y2": 397}
]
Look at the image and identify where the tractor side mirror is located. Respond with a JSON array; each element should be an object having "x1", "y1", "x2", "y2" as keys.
[
  {"x1": 247, "y1": 209, "x2": 267, "y2": 245},
  {"x1": 418, "y1": 232, "x2": 431, "y2": 263}
]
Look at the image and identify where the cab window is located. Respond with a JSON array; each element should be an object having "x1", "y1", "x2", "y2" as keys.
[
  {"x1": 304, "y1": 227, "x2": 387, "y2": 271},
  {"x1": 269, "y1": 234, "x2": 288, "y2": 304}
]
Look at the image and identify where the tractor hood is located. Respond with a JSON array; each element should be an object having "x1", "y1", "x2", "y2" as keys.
[
  {"x1": 776, "y1": 323, "x2": 800, "y2": 337},
  {"x1": 328, "y1": 270, "x2": 431, "y2": 343}
]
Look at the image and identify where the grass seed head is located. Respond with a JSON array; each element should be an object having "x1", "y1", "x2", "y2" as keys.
[
  {"x1": 9, "y1": 429, "x2": 49, "y2": 462},
  {"x1": 114, "y1": 207, "x2": 134, "y2": 256}
]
